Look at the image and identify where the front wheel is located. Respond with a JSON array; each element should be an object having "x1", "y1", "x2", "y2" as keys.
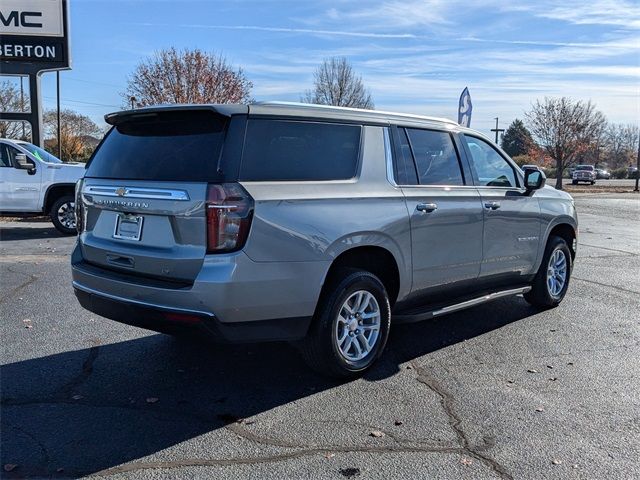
[
  {"x1": 50, "y1": 195, "x2": 77, "y2": 235},
  {"x1": 525, "y1": 236, "x2": 572, "y2": 308},
  {"x1": 300, "y1": 270, "x2": 391, "y2": 378}
]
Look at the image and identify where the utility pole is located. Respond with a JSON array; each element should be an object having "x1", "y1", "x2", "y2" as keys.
[
  {"x1": 57, "y1": 71, "x2": 62, "y2": 160},
  {"x1": 634, "y1": 134, "x2": 639, "y2": 192},
  {"x1": 20, "y1": 76, "x2": 25, "y2": 139},
  {"x1": 490, "y1": 117, "x2": 505, "y2": 144}
]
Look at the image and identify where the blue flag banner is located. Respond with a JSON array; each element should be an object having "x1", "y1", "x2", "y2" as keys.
[{"x1": 458, "y1": 87, "x2": 472, "y2": 127}]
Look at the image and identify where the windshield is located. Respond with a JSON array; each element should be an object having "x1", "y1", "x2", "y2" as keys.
[
  {"x1": 575, "y1": 165, "x2": 594, "y2": 171},
  {"x1": 19, "y1": 142, "x2": 62, "y2": 164}
]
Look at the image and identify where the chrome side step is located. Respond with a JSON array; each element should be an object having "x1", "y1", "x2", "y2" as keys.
[{"x1": 393, "y1": 286, "x2": 532, "y2": 324}]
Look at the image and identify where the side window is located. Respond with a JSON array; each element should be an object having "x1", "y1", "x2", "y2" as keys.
[
  {"x1": 240, "y1": 120, "x2": 361, "y2": 181},
  {"x1": 463, "y1": 136, "x2": 517, "y2": 188},
  {"x1": 392, "y1": 127, "x2": 418, "y2": 185},
  {"x1": 0, "y1": 145, "x2": 12, "y2": 167},
  {"x1": 406, "y1": 128, "x2": 464, "y2": 186},
  {"x1": 0, "y1": 144, "x2": 20, "y2": 168}
]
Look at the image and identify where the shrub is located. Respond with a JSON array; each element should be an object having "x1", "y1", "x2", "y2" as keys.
[{"x1": 611, "y1": 168, "x2": 628, "y2": 179}]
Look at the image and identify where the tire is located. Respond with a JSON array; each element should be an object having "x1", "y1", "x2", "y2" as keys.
[
  {"x1": 50, "y1": 195, "x2": 77, "y2": 235},
  {"x1": 572, "y1": 180, "x2": 578, "y2": 185},
  {"x1": 524, "y1": 236, "x2": 572, "y2": 308},
  {"x1": 591, "y1": 181, "x2": 595, "y2": 185},
  {"x1": 300, "y1": 270, "x2": 391, "y2": 378}
]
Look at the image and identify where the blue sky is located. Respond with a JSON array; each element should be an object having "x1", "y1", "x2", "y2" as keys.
[{"x1": 33, "y1": 0, "x2": 640, "y2": 135}]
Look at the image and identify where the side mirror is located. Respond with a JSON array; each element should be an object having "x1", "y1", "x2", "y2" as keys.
[
  {"x1": 524, "y1": 167, "x2": 545, "y2": 192},
  {"x1": 14, "y1": 153, "x2": 36, "y2": 175}
]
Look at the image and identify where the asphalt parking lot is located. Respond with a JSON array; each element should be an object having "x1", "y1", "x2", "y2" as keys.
[{"x1": 1, "y1": 193, "x2": 638, "y2": 480}]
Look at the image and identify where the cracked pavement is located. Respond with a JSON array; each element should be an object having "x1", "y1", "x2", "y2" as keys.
[{"x1": 1, "y1": 193, "x2": 639, "y2": 479}]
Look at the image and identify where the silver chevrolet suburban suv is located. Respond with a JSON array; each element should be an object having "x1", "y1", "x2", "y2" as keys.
[{"x1": 72, "y1": 102, "x2": 578, "y2": 377}]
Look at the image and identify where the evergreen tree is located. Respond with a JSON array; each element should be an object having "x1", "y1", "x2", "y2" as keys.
[{"x1": 501, "y1": 119, "x2": 534, "y2": 157}]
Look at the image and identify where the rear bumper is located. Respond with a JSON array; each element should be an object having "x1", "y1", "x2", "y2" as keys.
[
  {"x1": 73, "y1": 282, "x2": 311, "y2": 343},
  {"x1": 71, "y1": 243, "x2": 324, "y2": 342}
]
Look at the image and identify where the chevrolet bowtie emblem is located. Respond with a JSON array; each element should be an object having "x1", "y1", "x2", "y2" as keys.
[{"x1": 115, "y1": 187, "x2": 127, "y2": 197}]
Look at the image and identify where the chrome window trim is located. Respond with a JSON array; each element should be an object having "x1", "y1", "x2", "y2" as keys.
[{"x1": 83, "y1": 185, "x2": 190, "y2": 201}]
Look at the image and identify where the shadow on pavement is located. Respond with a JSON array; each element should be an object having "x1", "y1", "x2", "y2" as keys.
[
  {"x1": 0, "y1": 224, "x2": 71, "y2": 241},
  {"x1": 0, "y1": 297, "x2": 538, "y2": 477}
]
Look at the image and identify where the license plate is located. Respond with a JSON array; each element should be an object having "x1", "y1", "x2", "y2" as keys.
[{"x1": 113, "y1": 214, "x2": 144, "y2": 241}]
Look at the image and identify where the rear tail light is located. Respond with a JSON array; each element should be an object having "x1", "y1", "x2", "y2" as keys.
[
  {"x1": 75, "y1": 178, "x2": 85, "y2": 233},
  {"x1": 206, "y1": 183, "x2": 254, "y2": 253}
]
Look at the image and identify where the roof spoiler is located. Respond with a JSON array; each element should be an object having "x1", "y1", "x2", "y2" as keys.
[{"x1": 104, "y1": 104, "x2": 249, "y2": 126}]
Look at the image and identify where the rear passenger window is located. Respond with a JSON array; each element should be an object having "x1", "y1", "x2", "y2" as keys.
[
  {"x1": 406, "y1": 129, "x2": 464, "y2": 186},
  {"x1": 241, "y1": 120, "x2": 361, "y2": 181}
]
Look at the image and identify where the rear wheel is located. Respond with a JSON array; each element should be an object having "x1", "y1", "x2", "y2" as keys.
[
  {"x1": 525, "y1": 236, "x2": 572, "y2": 308},
  {"x1": 301, "y1": 270, "x2": 391, "y2": 378},
  {"x1": 50, "y1": 195, "x2": 76, "y2": 235}
]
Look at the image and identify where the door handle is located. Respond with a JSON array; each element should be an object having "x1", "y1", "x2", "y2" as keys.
[
  {"x1": 484, "y1": 201, "x2": 501, "y2": 210},
  {"x1": 416, "y1": 203, "x2": 438, "y2": 213}
]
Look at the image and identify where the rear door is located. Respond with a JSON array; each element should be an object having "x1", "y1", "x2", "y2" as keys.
[
  {"x1": 393, "y1": 126, "x2": 484, "y2": 293},
  {"x1": 460, "y1": 134, "x2": 541, "y2": 280},
  {"x1": 78, "y1": 109, "x2": 243, "y2": 284}
]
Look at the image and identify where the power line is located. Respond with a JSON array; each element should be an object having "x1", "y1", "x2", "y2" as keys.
[{"x1": 42, "y1": 96, "x2": 120, "y2": 108}]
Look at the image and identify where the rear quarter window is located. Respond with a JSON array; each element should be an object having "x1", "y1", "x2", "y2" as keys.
[{"x1": 240, "y1": 119, "x2": 361, "y2": 181}]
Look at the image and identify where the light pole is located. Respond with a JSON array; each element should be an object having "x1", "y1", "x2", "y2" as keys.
[
  {"x1": 634, "y1": 134, "x2": 639, "y2": 192},
  {"x1": 57, "y1": 71, "x2": 62, "y2": 160},
  {"x1": 130, "y1": 96, "x2": 136, "y2": 110}
]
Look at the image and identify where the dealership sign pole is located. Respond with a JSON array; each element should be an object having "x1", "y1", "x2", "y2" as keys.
[{"x1": 0, "y1": 0, "x2": 71, "y2": 147}]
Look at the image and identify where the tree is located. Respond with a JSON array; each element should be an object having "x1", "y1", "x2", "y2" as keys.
[
  {"x1": 123, "y1": 48, "x2": 252, "y2": 107},
  {"x1": 0, "y1": 80, "x2": 31, "y2": 140},
  {"x1": 43, "y1": 109, "x2": 101, "y2": 162},
  {"x1": 302, "y1": 57, "x2": 374, "y2": 109},
  {"x1": 604, "y1": 123, "x2": 639, "y2": 168},
  {"x1": 501, "y1": 119, "x2": 534, "y2": 157},
  {"x1": 525, "y1": 97, "x2": 607, "y2": 189}
]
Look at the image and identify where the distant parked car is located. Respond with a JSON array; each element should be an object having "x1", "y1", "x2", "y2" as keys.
[
  {"x1": 572, "y1": 165, "x2": 596, "y2": 185},
  {"x1": 595, "y1": 168, "x2": 611, "y2": 180}
]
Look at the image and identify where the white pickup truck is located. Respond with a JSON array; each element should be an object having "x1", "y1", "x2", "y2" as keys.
[{"x1": 0, "y1": 138, "x2": 85, "y2": 234}]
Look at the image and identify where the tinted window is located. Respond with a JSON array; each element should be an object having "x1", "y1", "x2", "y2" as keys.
[
  {"x1": 464, "y1": 136, "x2": 517, "y2": 187},
  {"x1": 240, "y1": 120, "x2": 361, "y2": 181},
  {"x1": 406, "y1": 129, "x2": 464, "y2": 185},
  {"x1": 86, "y1": 111, "x2": 228, "y2": 182},
  {"x1": 393, "y1": 127, "x2": 418, "y2": 185}
]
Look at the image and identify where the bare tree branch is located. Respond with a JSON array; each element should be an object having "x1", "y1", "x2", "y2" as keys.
[
  {"x1": 122, "y1": 48, "x2": 253, "y2": 107},
  {"x1": 526, "y1": 97, "x2": 607, "y2": 189},
  {"x1": 302, "y1": 57, "x2": 374, "y2": 109},
  {"x1": 43, "y1": 109, "x2": 101, "y2": 162}
]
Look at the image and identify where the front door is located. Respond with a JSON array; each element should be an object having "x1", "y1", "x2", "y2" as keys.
[
  {"x1": 391, "y1": 126, "x2": 484, "y2": 293},
  {"x1": 461, "y1": 134, "x2": 541, "y2": 280},
  {"x1": 0, "y1": 143, "x2": 42, "y2": 212}
]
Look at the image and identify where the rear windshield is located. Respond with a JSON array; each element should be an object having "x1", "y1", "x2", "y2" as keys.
[
  {"x1": 86, "y1": 110, "x2": 227, "y2": 182},
  {"x1": 240, "y1": 119, "x2": 361, "y2": 181}
]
